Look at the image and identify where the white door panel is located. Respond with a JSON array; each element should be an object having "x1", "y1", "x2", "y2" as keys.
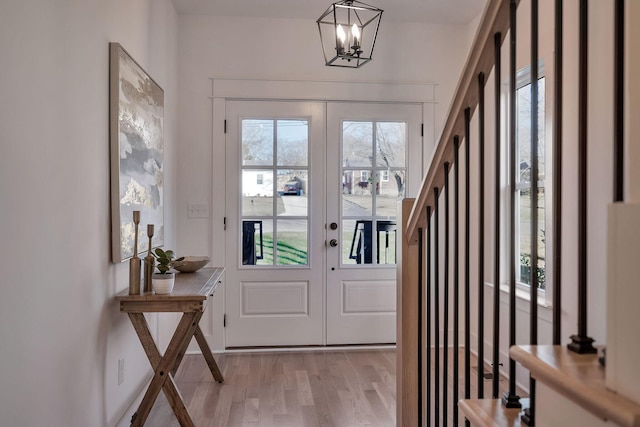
[
  {"x1": 241, "y1": 280, "x2": 309, "y2": 316},
  {"x1": 326, "y1": 102, "x2": 422, "y2": 345},
  {"x1": 341, "y1": 280, "x2": 396, "y2": 313},
  {"x1": 225, "y1": 101, "x2": 325, "y2": 347}
]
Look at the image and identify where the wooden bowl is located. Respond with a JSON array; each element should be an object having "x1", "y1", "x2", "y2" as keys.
[{"x1": 172, "y1": 256, "x2": 210, "y2": 273}]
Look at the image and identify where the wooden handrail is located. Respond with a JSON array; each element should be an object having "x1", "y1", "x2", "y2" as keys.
[
  {"x1": 405, "y1": 0, "x2": 513, "y2": 244},
  {"x1": 511, "y1": 345, "x2": 640, "y2": 427}
]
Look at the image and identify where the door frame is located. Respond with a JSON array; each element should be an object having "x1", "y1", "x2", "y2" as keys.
[{"x1": 209, "y1": 78, "x2": 437, "y2": 350}]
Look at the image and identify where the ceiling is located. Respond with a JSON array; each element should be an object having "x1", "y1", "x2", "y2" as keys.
[{"x1": 171, "y1": 0, "x2": 487, "y2": 25}]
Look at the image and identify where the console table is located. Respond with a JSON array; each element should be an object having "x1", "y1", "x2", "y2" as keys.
[{"x1": 115, "y1": 267, "x2": 225, "y2": 427}]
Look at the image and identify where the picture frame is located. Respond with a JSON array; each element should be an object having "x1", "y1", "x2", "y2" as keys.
[{"x1": 109, "y1": 42, "x2": 164, "y2": 263}]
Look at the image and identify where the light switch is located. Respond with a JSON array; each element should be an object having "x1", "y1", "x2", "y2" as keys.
[{"x1": 188, "y1": 203, "x2": 209, "y2": 218}]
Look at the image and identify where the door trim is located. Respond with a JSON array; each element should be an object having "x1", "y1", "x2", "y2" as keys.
[
  {"x1": 211, "y1": 78, "x2": 437, "y2": 103},
  {"x1": 212, "y1": 89, "x2": 433, "y2": 349}
]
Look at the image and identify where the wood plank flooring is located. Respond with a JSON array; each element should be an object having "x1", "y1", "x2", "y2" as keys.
[
  {"x1": 144, "y1": 347, "x2": 526, "y2": 426},
  {"x1": 145, "y1": 349, "x2": 397, "y2": 427}
]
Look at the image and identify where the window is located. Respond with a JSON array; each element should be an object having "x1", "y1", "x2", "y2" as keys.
[
  {"x1": 360, "y1": 170, "x2": 369, "y2": 182},
  {"x1": 256, "y1": 173, "x2": 263, "y2": 185},
  {"x1": 380, "y1": 170, "x2": 390, "y2": 182},
  {"x1": 514, "y1": 66, "x2": 547, "y2": 290}
]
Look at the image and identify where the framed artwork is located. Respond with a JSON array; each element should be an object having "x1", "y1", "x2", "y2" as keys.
[{"x1": 109, "y1": 42, "x2": 164, "y2": 263}]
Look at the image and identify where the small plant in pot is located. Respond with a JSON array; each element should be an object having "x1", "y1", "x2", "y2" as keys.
[{"x1": 151, "y1": 248, "x2": 184, "y2": 294}]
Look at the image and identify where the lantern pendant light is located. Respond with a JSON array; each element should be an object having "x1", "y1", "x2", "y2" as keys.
[{"x1": 317, "y1": 0, "x2": 383, "y2": 68}]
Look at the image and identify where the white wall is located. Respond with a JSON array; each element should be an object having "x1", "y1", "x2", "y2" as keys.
[{"x1": 0, "y1": 1, "x2": 178, "y2": 425}]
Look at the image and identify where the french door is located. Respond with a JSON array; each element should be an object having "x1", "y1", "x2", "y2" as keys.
[
  {"x1": 224, "y1": 100, "x2": 422, "y2": 347},
  {"x1": 325, "y1": 102, "x2": 423, "y2": 344},
  {"x1": 224, "y1": 101, "x2": 326, "y2": 347}
]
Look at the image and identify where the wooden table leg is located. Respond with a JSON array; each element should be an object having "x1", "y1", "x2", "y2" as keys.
[
  {"x1": 168, "y1": 323, "x2": 224, "y2": 383},
  {"x1": 194, "y1": 325, "x2": 224, "y2": 383},
  {"x1": 128, "y1": 311, "x2": 202, "y2": 427}
]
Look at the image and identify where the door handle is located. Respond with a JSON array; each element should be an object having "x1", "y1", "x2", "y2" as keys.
[{"x1": 329, "y1": 239, "x2": 338, "y2": 247}]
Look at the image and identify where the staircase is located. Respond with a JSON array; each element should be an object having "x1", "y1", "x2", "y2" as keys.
[{"x1": 397, "y1": 0, "x2": 640, "y2": 425}]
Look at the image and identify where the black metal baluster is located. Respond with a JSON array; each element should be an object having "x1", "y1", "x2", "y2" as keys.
[
  {"x1": 568, "y1": 0, "x2": 597, "y2": 355},
  {"x1": 531, "y1": 0, "x2": 539, "y2": 348},
  {"x1": 523, "y1": 1, "x2": 540, "y2": 425},
  {"x1": 426, "y1": 206, "x2": 432, "y2": 426},
  {"x1": 454, "y1": 137, "x2": 461, "y2": 427},
  {"x1": 492, "y1": 31, "x2": 502, "y2": 400},
  {"x1": 464, "y1": 108, "x2": 472, "y2": 427},
  {"x1": 614, "y1": 0, "x2": 624, "y2": 202},
  {"x1": 504, "y1": 0, "x2": 522, "y2": 409},
  {"x1": 552, "y1": 0, "x2": 564, "y2": 347},
  {"x1": 434, "y1": 187, "x2": 440, "y2": 425},
  {"x1": 444, "y1": 163, "x2": 450, "y2": 427},
  {"x1": 478, "y1": 72, "x2": 486, "y2": 399}
]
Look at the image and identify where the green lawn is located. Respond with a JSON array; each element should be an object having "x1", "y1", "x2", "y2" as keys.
[{"x1": 257, "y1": 232, "x2": 308, "y2": 265}]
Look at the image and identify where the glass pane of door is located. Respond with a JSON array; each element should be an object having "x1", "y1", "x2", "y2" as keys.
[
  {"x1": 240, "y1": 118, "x2": 310, "y2": 266},
  {"x1": 341, "y1": 121, "x2": 406, "y2": 265}
]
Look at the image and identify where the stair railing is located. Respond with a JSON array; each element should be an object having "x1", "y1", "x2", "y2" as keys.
[{"x1": 398, "y1": 0, "x2": 625, "y2": 425}]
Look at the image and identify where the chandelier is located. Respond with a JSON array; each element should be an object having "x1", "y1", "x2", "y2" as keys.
[{"x1": 316, "y1": 0, "x2": 383, "y2": 68}]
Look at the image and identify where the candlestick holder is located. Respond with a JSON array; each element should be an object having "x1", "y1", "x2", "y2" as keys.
[
  {"x1": 144, "y1": 224, "x2": 155, "y2": 293},
  {"x1": 129, "y1": 211, "x2": 141, "y2": 295}
]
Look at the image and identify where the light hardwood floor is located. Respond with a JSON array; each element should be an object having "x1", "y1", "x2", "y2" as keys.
[
  {"x1": 145, "y1": 349, "x2": 397, "y2": 427},
  {"x1": 144, "y1": 347, "x2": 526, "y2": 426}
]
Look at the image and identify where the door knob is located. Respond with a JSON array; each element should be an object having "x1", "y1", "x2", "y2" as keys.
[
  {"x1": 330, "y1": 222, "x2": 338, "y2": 230},
  {"x1": 329, "y1": 239, "x2": 338, "y2": 247}
]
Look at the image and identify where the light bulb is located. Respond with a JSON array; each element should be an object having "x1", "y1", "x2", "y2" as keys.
[
  {"x1": 336, "y1": 24, "x2": 347, "y2": 54},
  {"x1": 351, "y1": 24, "x2": 360, "y2": 47},
  {"x1": 336, "y1": 24, "x2": 346, "y2": 43}
]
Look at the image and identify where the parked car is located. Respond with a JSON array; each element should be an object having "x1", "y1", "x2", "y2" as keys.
[{"x1": 282, "y1": 180, "x2": 302, "y2": 195}]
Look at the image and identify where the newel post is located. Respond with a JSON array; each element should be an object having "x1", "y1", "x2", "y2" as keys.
[{"x1": 397, "y1": 198, "x2": 420, "y2": 427}]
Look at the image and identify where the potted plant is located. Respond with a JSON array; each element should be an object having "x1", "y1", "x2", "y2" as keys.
[{"x1": 151, "y1": 248, "x2": 184, "y2": 294}]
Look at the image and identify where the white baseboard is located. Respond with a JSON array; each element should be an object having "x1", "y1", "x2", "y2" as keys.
[
  {"x1": 113, "y1": 373, "x2": 153, "y2": 427},
  {"x1": 186, "y1": 344, "x2": 397, "y2": 355}
]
